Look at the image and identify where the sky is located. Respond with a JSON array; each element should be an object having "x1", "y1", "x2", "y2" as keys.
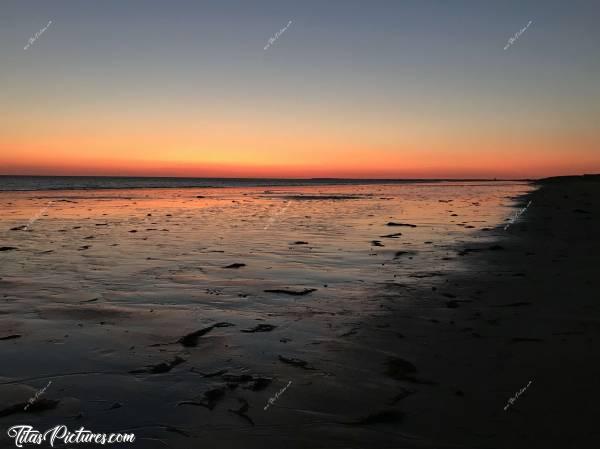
[{"x1": 1, "y1": 0, "x2": 599, "y2": 179}]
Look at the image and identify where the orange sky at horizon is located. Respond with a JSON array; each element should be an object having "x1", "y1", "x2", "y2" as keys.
[
  {"x1": 2, "y1": 148, "x2": 598, "y2": 179},
  {"x1": 1, "y1": 117, "x2": 598, "y2": 179},
  {"x1": 3, "y1": 1, "x2": 600, "y2": 180},
  {"x1": 3, "y1": 54, "x2": 599, "y2": 180}
]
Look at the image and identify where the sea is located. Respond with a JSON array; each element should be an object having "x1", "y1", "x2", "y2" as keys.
[{"x1": 0, "y1": 175, "x2": 520, "y2": 191}]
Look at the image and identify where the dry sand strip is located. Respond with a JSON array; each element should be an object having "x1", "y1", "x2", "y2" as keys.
[{"x1": 357, "y1": 174, "x2": 600, "y2": 449}]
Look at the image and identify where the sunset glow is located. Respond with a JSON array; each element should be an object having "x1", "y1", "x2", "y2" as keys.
[{"x1": 2, "y1": 1, "x2": 599, "y2": 179}]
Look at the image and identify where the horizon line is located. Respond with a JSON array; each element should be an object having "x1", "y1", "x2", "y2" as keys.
[{"x1": 0, "y1": 173, "x2": 537, "y2": 181}]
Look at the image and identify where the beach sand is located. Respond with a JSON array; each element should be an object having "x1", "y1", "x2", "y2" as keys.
[{"x1": 0, "y1": 177, "x2": 598, "y2": 448}]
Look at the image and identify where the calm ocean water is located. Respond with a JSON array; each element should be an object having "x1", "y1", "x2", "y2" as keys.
[{"x1": 0, "y1": 176, "x2": 517, "y2": 191}]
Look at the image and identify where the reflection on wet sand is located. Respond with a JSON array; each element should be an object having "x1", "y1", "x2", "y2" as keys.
[{"x1": 0, "y1": 181, "x2": 532, "y2": 448}]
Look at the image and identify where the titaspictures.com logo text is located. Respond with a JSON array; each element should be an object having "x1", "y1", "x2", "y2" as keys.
[{"x1": 7, "y1": 425, "x2": 135, "y2": 447}]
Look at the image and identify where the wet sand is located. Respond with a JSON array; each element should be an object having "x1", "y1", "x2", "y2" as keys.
[{"x1": 0, "y1": 178, "x2": 597, "y2": 448}]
